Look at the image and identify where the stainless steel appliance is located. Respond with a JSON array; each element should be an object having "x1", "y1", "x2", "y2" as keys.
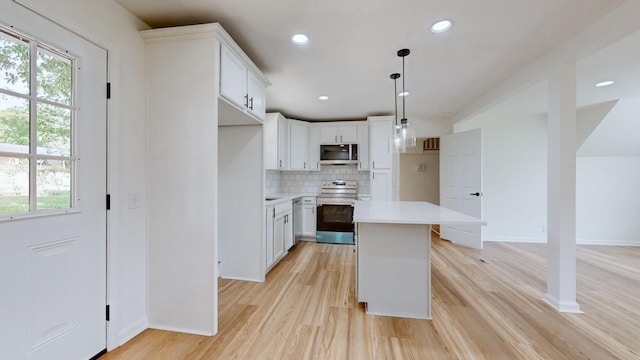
[
  {"x1": 316, "y1": 180, "x2": 358, "y2": 244},
  {"x1": 319, "y1": 144, "x2": 358, "y2": 165}
]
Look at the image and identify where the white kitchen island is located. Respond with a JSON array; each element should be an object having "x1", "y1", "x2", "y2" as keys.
[{"x1": 353, "y1": 201, "x2": 485, "y2": 319}]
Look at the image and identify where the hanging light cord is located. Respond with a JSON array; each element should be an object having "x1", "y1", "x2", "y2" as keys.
[
  {"x1": 390, "y1": 73, "x2": 400, "y2": 126},
  {"x1": 402, "y1": 54, "x2": 406, "y2": 124},
  {"x1": 397, "y1": 48, "x2": 410, "y2": 125},
  {"x1": 394, "y1": 76, "x2": 398, "y2": 126}
]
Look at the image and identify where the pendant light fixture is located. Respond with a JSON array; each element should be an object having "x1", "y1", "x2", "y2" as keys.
[{"x1": 392, "y1": 48, "x2": 416, "y2": 153}]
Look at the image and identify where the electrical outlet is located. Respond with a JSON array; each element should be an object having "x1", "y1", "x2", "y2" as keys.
[{"x1": 417, "y1": 164, "x2": 427, "y2": 172}]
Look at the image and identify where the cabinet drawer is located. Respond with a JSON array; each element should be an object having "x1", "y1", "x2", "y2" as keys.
[{"x1": 302, "y1": 197, "x2": 316, "y2": 205}]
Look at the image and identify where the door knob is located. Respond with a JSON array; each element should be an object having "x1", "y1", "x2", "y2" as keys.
[{"x1": 469, "y1": 192, "x2": 481, "y2": 196}]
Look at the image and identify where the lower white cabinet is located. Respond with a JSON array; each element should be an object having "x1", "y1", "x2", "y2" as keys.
[
  {"x1": 265, "y1": 206, "x2": 275, "y2": 271},
  {"x1": 371, "y1": 170, "x2": 392, "y2": 201},
  {"x1": 265, "y1": 200, "x2": 293, "y2": 272},
  {"x1": 301, "y1": 197, "x2": 317, "y2": 238}
]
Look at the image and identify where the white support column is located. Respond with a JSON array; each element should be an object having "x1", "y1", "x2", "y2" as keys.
[{"x1": 543, "y1": 63, "x2": 582, "y2": 313}]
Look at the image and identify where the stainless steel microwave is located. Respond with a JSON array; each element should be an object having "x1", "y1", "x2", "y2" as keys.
[{"x1": 320, "y1": 144, "x2": 358, "y2": 165}]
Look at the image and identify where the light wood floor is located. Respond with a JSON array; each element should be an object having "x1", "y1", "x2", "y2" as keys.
[{"x1": 103, "y1": 236, "x2": 640, "y2": 359}]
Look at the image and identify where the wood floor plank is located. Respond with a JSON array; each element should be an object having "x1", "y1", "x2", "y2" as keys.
[{"x1": 103, "y1": 237, "x2": 640, "y2": 360}]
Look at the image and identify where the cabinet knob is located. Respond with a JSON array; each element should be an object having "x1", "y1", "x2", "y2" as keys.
[
  {"x1": 249, "y1": 97, "x2": 254, "y2": 110},
  {"x1": 244, "y1": 94, "x2": 249, "y2": 108}
]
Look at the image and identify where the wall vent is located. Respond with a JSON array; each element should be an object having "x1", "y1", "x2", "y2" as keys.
[{"x1": 423, "y1": 137, "x2": 440, "y2": 151}]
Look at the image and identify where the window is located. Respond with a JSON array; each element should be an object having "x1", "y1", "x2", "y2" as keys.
[{"x1": 0, "y1": 26, "x2": 75, "y2": 217}]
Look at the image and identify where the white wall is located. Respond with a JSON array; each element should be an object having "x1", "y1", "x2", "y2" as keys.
[
  {"x1": 577, "y1": 156, "x2": 640, "y2": 245},
  {"x1": 456, "y1": 114, "x2": 548, "y2": 242},
  {"x1": 5, "y1": 0, "x2": 150, "y2": 350},
  {"x1": 144, "y1": 30, "x2": 219, "y2": 336},
  {"x1": 457, "y1": 108, "x2": 640, "y2": 246},
  {"x1": 399, "y1": 152, "x2": 440, "y2": 204},
  {"x1": 218, "y1": 124, "x2": 264, "y2": 282},
  {"x1": 414, "y1": 118, "x2": 452, "y2": 137}
]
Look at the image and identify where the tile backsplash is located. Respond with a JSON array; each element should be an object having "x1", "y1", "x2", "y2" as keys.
[{"x1": 266, "y1": 166, "x2": 370, "y2": 195}]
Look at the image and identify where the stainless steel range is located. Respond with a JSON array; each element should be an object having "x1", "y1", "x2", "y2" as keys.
[{"x1": 316, "y1": 180, "x2": 358, "y2": 244}]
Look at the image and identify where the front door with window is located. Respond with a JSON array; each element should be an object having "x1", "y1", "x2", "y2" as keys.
[{"x1": 0, "y1": 3, "x2": 107, "y2": 359}]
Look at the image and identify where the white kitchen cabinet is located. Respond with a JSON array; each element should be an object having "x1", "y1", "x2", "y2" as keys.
[
  {"x1": 301, "y1": 197, "x2": 317, "y2": 238},
  {"x1": 265, "y1": 205, "x2": 275, "y2": 271},
  {"x1": 266, "y1": 200, "x2": 293, "y2": 272},
  {"x1": 289, "y1": 120, "x2": 309, "y2": 170},
  {"x1": 319, "y1": 123, "x2": 358, "y2": 144},
  {"x1": 357, "y1": 124, "x2": 369, "y2": 171},
  {"x1": 273, "y1": 212, "x2": 286, "y2": 263},
  {"x1": 369, "y1": 118, "x2": 392, "y2": 169},
  {"x1": 277, "y1": 207, "x2": 293, "y2": 252},
  {"x1": 308, "y1": 125, "x2": 321, "y2": 171},
  {"x1": 247, "y1": 72, "x2": 266, "y2": 119},
  {"x1": 220, "y1": 45, "x2": 266, "y2": 121},
  {"x1": 368, "y1": 116, "x2": 395, "y2": 201},
  {"x1": 264, "y1": 113, "x2": 289, "y2": 170},
  {"x1": 371, "y1": 170, "x2": 392, "y2": 201}
]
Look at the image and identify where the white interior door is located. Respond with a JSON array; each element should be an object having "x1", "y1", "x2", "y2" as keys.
[
  {"x1": 439, "y1": 129, "x2": 483, "y2": 249},
  {"x1": 0, "y1": 4, "x2": 107, "y2": 360}
]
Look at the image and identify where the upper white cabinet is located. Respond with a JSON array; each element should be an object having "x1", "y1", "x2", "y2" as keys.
[
  {"x1": 308, "y1": 126, "x2": 321, "y2": 171},
  {"x1": 267, "y1": 119, "x2": 367, "y2": 171},
  {"x1": 357, "y1": 124, "x2": 369, "y2": 171},
  {"x1": 220, "y1": 45, "x2": 266, "y2": 121},
  {"x1": 289, "y1": 120, "x2": 309, "y2": 170},
  {"x1": 369, "y1": 119, "x2": 392, "y2": 169},
  {"x1": 319, "y1": 123, "x2": 358, "y2": 144},
  {"x1": 247, "y1": 72, "x2": 266, "y2": 119},
  {"x1": 264, "y1": 113, "x2": 289, "y2": 170}
]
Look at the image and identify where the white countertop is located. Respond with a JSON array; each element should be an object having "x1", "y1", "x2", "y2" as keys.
[
  {"x1": 264, "y1": 193, "x2": 318, "y2": 206},
  {"x1": 353, "y1": 201, "x2": 486, "y2": 225}
]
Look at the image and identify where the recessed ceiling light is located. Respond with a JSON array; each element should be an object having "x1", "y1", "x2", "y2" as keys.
[
  {"x1": 398, "y1": 91, "x2": 410, "y2": 97},
  {"x1": 431, "y1": 20, "x2": 452, "y2": 33},
  {"x1": 318, "y1": 95, "x2": 329, "y2": 101},
  {"x1": 291, "y1": 34, "x2": 309, "y2": 46},
  {"x1": 595, "y1": 80, "x2": 614, "y2": 88}
]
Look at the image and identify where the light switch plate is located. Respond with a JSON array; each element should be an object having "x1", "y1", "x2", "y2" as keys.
[{"x1": 128, "y1": 192, "x2": 141, "y2": 209}]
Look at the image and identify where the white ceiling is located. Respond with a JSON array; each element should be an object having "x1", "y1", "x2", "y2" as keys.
[{"x1": 116, "y1": 0, "x2": 637, "y2": 124}]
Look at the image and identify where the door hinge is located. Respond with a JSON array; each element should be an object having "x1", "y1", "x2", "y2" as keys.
[
  {"x1": 106, "y1": 194, "x2": 111, "y2": 210},
  {"x1": 106, "y1": 82, "x2": 111, "y2": 99},
  {"x1": 106, "y1": 305, "x2": 110, "y2": 321}
]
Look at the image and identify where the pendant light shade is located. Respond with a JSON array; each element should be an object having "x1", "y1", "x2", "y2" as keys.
[{"x1": 392, "y1": 48, "x2": 416, "y2": 153}]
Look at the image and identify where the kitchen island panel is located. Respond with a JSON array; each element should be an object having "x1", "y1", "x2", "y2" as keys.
[{"x1": 357, "y1": 222, "x2": 431, "y2": 319}]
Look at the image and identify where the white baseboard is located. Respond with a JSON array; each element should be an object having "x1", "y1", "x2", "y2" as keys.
[
  {"x1": 484, "y1": 236, "x2": 546, "y2": 243},
  {"x1": 576, "y1": 238, "x2": 640, "y2": 246},
  {"x1": 542, "y1": 294, "x2": 583, "y2": 313},
  {"x1": 148, "y1": 323, "x2": 215, "y2": 336},
  {"x1": 484, "y1": 236, "x2": 640, "y2": 246},
  {"x1": 118, "y1": 316, "x2": 148, "y2": 347},
  {"x1": 220, "y1": 275, "x2": 264, "y2": 282}
]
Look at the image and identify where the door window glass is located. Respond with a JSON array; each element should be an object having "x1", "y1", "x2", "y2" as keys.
[{"x1": 0, "y1": 26, "x2": 76, "y2": 217}]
